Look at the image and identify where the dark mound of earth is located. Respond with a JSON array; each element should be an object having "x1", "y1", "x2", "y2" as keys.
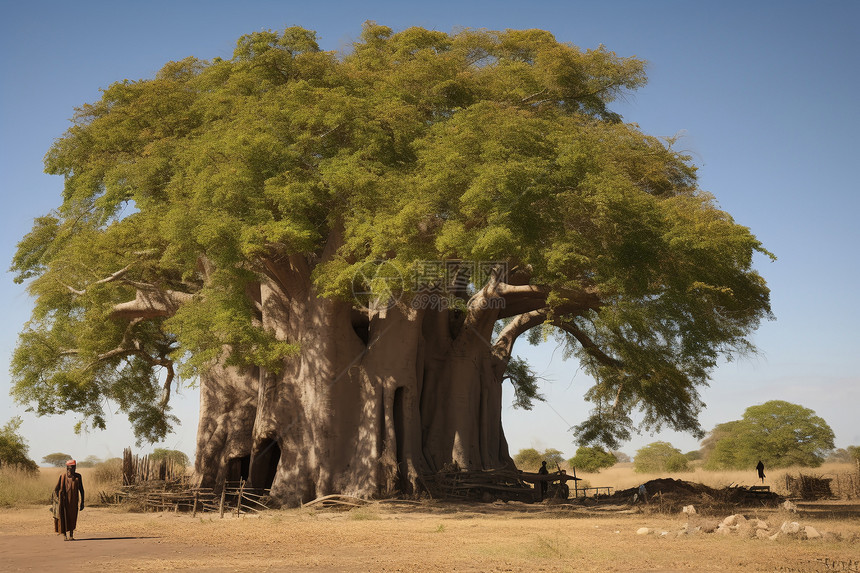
[{"x1": 609, "y1": 478, "x2": 784, "y2": 513}]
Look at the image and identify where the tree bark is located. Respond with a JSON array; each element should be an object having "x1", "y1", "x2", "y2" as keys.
[{"x1": 117, "y1": 248, "x2": 548, "y2": 505}]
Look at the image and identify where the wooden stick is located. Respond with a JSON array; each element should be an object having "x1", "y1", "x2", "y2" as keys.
[{"x1": 237, "y1": 479, "x2": 245, "y2": 517}]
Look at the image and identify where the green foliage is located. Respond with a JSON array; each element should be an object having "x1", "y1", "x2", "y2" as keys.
[
  {"x1": 849, "y1": 446, "x2": 860, "y2": 463},
  {"x1": 633, "y1": 441, "x2": 689, "y2": 473},
  {"x1": 42, "y1": 452, "x2": 73, "y2": 467},
  {"x1": 514, "y1": 447, "x2": 565, "y2": 471},
  {"x1": 568, "y1": 446, "x2": 617, "y2": 473},
  {"x1": 10, "y1": 24, "x2": 773, "y2": 447},
  {"x1": 703, "y1": 400, "x2": 835, "y2": 470},
  {"x1": 149, "y1": 448, "x2": 189, "y2": 468},
  {"x1": 0, "y1": 418, "x2": 38, "y2": 472},
  {"x1": 504, "y1": 356, "x2": 544, "y2": 410}
]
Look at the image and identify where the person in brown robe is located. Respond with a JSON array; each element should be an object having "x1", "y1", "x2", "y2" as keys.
[{"x1": 53, "y1": 459, "x2": 84, "y2": 541}]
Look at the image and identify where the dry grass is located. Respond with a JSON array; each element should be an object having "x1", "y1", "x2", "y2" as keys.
[{"x1": 0, "y1": 466, "x2": 122, "y2": 508}]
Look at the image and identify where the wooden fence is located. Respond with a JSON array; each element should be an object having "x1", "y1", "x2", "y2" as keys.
[
  {"x1": 122, "y1": 447, "x2": 184, "y2": 485},
  {"x1": 99, "y1": 449, "x2": 274, "y2": 515},
  {"x1": 784, "y1": 461, "x2": 860, "y2": 500},
  {"x1": 99, "y1": 478, "x2": 273, "y2": 515}
]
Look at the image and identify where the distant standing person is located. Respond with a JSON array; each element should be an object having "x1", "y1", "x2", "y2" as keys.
[
  {"x1": 638, "y1": 483, "x2": 648, "y2": 504},
  {"x1": 756, "y1": 460, "x2": 766, "y2": 484},
  {"x1": 538, "y1": 461, "x2": 549, "y2": 500},
  {"x1": 54, "y1": 459, "x2": 84, "y2": 541}
]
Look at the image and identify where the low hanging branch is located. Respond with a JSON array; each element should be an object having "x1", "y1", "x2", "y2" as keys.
[{"x1": 111, "y1": 288, "x2": 194, "y2": 320}]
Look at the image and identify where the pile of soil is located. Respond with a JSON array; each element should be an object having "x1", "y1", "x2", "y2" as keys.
[{"x1": 609, "y1": 478, "x2": 784, "y2": 514}]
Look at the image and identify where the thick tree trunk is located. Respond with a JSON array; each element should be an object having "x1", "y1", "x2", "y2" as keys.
[
  {"x1": 192, "y1": 256, "x2": 522, "y2": 506},
  {"x1": 192, "y1": 364, "x2": 258, "y2": 489}
]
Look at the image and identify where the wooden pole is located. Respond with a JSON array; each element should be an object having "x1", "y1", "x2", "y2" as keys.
[
  {"x1": 237, "y1": 479, "x2": 245, "y2": 517},
  {"x1": 219, "y1": 487, "x2": 227, "y2": 519},
  {"x1": 192, "y1": 491, "x2": 199, "y2": 518}
]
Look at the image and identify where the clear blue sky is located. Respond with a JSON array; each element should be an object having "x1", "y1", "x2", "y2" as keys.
[{"x1": 1, "y1": 1, "x2": 857, "y2": 464}]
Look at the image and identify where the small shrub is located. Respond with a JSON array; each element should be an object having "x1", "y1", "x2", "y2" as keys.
[{"x1": 93, "y1": 458, "x2": 123, "y2": 487}]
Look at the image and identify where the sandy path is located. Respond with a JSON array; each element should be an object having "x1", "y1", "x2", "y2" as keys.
[{"x1": 2, "y1": 504, "x2": 859, "y2": 572}]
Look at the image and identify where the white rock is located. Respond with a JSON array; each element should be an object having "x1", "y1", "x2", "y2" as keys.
[
  {"x1": 636, "y1": 527, "x2": 652, "y2": 535},
  {"x1": 804, "y1": 525, "x2": 821, "y2": 540},
  {"x1": 682, "y1": 504, "x2": 697, "y2": 515},
  {"x1": 716, "y1": 525, "x2": 731, "y2": 536},
  {"x1": 755, "y1": 520, "x2": 770, "y2": 530},
  {"x1": 755, "y1": 529, "x2": 770, "y2": 540},
  {"x1": 780, "y1": 521, "x2": 801, "y2": 535},
  {"x1": 783, "y1": 500, "x2": 798, "y2": 512},
  {"x1": 722, "y1": 515, "x2": 738, "y2": 527}
]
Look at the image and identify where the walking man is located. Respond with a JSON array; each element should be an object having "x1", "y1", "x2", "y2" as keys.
[{"x1": 54, "y1": 459, "x2": 84, "y2": 541}]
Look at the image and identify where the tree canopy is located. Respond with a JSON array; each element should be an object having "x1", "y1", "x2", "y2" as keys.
[
  {"x1": 633, "y1": 441, "x2": 689, "y2": 473},
  {"x1": 41, "y1": 452, "x2": 73, "y2": 467},
  {"x1": 513, "y1": 447, "x2": 565, "y2": 471},
  {"x1": 0, "y1": 417, "x2": 38, "y2": 472},
  {"x1": 149, "y1": 448, "x2": 190, "y2": 468},
  {"x1": 10, "y1": 23, "x2": 773, "y2": 455},
  {"x1": 703, "y1": 400, "x2": 835, "y2": 469},
  {"x1": 568, "y1": 445, "x2": 616, "y2": 473}
]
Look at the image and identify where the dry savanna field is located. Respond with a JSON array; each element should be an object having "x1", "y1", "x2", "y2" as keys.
[{"x1": 1, "y1": 463, "x2": 859, "y2": 572}]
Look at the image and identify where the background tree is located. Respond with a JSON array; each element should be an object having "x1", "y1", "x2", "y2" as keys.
[
  {"x1": 703, "y1": 400, "x2": 835, "y2": 470},
  {"x1": 611, "y1": 450, "x2": 631, "y2": 464},
  {"x1": 568, "y1": 446, "x2": 616, "y2": 473},
  {"x1": 42, "y1": 452, "x2": 73, "y2": 467},
  {"x1": 684, "y1": 450, "x2": 702, "y2": 461},
  {"x1": 826, "y1": 448, "x2": 853, "y2": 463},
  {"x1": 513, "y1": 447, "x2": 565, "y2": 471},
  {"x1": 76, "y1": 455, "x2": 102, "y2": 468},
  {"x1": 634, "y1": 441, "x2": 689, "y2": 473},
  {"x1": 0, "y1": 417, "x2": 38, "y2": 472},
  {"x1": 149, "y1": 448, "x2": 190, "y2": 468},
  {"x1": 10, "y1": 24, "x2": 773, "y2": 506}
]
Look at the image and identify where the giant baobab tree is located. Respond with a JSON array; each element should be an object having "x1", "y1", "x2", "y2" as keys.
[{"x1": 11, "y1": 24, "x2": 772, "y2": 506}]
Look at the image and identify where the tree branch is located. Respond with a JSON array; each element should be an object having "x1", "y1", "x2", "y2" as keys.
[
  {"x1": 110, "y1": 287, "x2": 193, "y2": 320},
  {"x1": 493, "y1": 309, "x2": 549, "y2": 359},
  {"x1": 59, "y1": 264, "x2": 133, "y2": 296},
  {"x1": 554, "y1": 320, "x2": 623, "y2": 370}
]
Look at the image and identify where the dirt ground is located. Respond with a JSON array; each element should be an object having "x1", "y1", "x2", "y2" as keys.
[{"x1": 1, "y1": 502, "x2": 859, "y2": 573}]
